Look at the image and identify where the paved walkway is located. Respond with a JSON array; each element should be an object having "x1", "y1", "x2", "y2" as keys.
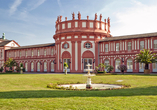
[{"x1": 23, "y1": 72, "x2": 157, "y2": 75}]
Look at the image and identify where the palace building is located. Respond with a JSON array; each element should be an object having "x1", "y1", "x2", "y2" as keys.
[{"x1": 1, "y1": 12, "x2": 157, "y2": 73}]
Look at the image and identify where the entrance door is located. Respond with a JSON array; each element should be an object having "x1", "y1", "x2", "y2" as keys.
[
  {"x1": 115, "y1": 59, "x2": 121, "y2": 72},
  {"x1": 153, "y1": 60, "x2": 157, "y2": 72},
  {"x1": 127, "y1": 58, "x2": 133, "y2": 72},
  {"x1": 63, "y1": 59, "x2": 70, "y2": 72},
  {"x1": 139, "y1": 63, "x2": 145, "y2": 72},
  {"x1": 84, "y1": 58, "x2": 92, "y2": 72}
]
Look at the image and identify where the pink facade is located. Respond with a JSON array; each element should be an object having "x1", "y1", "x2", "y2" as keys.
[{"x1": 1, "y1": 12, "x2": 157, "y2": 73}]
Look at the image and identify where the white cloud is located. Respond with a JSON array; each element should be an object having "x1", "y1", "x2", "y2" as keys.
[
  {"x1": 112, "y1": 0, "x2": 157, "y2": 36},
  {"x1": 9, "y1": 0, "x2": 22, "y2": 15},
  {"x1": 30, "y1": 0, "x2": 47, "y2": 10}
]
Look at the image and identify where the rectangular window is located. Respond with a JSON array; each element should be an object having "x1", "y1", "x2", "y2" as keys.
[
  {"x1": 44, "y1": 49, "x2": 46, "y2": 56},
  {"x1": 140, "y1": 41, "x2": 144, "y2": 50},
  {"x1": 32, "y1": 50, "x2": 33, "y2": 56},
  {"x1": 154, "y1": 40, "x2": 157, "y2": 49},
  {"x1": 20, "y1": 51, "x2": 21, "y2": 57},
  {"x1": 38, "y1": 50, "x2": 40, "y2": 56},
  {"x1": 82, "y1": 22, "x2": 86, "y2": 28},
  {"x1": 51, "y1": 49, "x2": 53, "y2": 55},
  {"x1": 102, "y1": 24, "x2": 104, "y2": 30},
  {"x1": 62, "y1": 23, "x2": 65, "y2": 29},
  {"x1": 75, "y1": 22, "x2": 78, "y2": 27},
  {"x1": 105, "y1": 44, "x2": 108, "y2": 52},
  {"x1": 68, "y1": 23, "x2": 71, "y2": 28},
  {"x1": 97, "y1": 22, "x2": 100, "y2": 29},
  {"x1": 128, "y1": 42, "x2": 131, "y2": 51},
  {"x1": 116, "y1": 43, "x2": 119, "y2": 51},
  {"x1": 90, "y1": 22, "x2": 93, "y2": 28},
  {"x1": 25, "y1": 51, "x2": 27, "y2": 57}
]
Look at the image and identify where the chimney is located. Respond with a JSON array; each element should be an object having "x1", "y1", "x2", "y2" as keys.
[{"x1": 2, "y1": 33, "x2": 5, "y2": 40}]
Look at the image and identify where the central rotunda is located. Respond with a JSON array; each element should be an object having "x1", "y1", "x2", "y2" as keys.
[{"x1": 53, "y1": 12, "x2": 111, "y2": 73}]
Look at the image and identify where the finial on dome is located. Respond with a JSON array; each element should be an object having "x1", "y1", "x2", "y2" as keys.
[
  {"x1": 87, "y1": 16, "x2": 89, "y2": 20},
  {"x1": 57, "y1": 16, "x2": 59, "y2": 22},
  {"x1": 59, "y1": 16, "x2": 62, "y2": 22},
  {"x1": 72, "y1": 12, "x2": 75, "y2": 20},
  {"x1": 95, "y1": 13, "x2": 97, "y2": 20},
  {"x1": 107, "y1": 17, "x2": 110, "y2": 26},
  {"x1": 78, "y1": 11, "x2": 81, "y2": 20},
  {"x1": 104, "y1": 19, "x2": 106, "y2": 23},
  {"x1": 100, "y1": 14, "x2": 102, "y2": 21}
]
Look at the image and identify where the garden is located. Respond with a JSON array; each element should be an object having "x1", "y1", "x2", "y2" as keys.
[{"x1": 1, "y1": 74, "x2": 157, "y2": 109}]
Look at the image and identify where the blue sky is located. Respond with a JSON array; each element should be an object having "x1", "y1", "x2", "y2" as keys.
[{"x1": 0, "y1": 0, "x2": 157, "y2": 46}]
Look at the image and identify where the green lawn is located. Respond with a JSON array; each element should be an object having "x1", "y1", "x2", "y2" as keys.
[{"x1": 0, "y1": 74, "x2": 157, "y2": 110}]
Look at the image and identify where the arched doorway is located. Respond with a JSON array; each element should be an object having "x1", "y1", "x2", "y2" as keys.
[
  {"x1": 25, "y1": 62, "x2": 28, "y2": 72},
  {"x1": 82, "y1": 51, "x2": 94, "y2": 72},
  {"x1": 115, "y1": 59, "x2": 121, "y2": 72},
  {"x1": 44, "y1": 62, "x2": 47, "y2": 72},
  {"x1": 139, "y1": 63, "x2": 145, "y2": 72},
  {"x1": 31, "y1": 62, "x2": 34, "y2": 72},
  {"x1": 127, "y1": 58, "x2": 133, "y2": 72},
  {"x1": 104, "y1": 59, "x2": 109, "y2": 72},
  {"x1": 37, "y1": 62, "x2": 40, "y2": 72},
  {"x1": 51, "y1": 62, "x2": 54, "y2": 72},
  {"x1": 62, "y1": 51, "x2": 71, "y2": 72}
]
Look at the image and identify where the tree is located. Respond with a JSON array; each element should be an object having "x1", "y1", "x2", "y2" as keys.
[
  {"x1": 106, "y1": 65, "x2": 114, "y2": 73},
  {"x1": 4, "y1": 58, "x2": 18, "y2": 71},
  {"x1": 134, "y1": 49, "x2": 157, "y2": 70},
  {"x1": 98, "y1": 63, "x2": 105, "y2": 71}
]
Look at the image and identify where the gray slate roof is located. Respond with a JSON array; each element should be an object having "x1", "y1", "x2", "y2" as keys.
[
  {"x1": 0, "y1": 40, "x2": 12, "y2": 46},
  {"x1": 99, "y1": 32, "x2": 157, "y2": 42},
  {"x1": 9, "y1": 43, "x2": 55, "y2": 50}
]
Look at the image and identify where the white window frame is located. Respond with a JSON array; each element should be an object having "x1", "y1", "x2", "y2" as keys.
[
  {"x1": 128, "y1": 42, "x2": 131, "y2": 51},
  {"x1": 140, "y1": 41, "x2": 144, "y2": 50},
  {"x1": 75, "y1": 22, "x2": 78, "y2": 27},
  {"x1": 90, "y1": 22, "x2": 93, "y2": 28},
  {"x1": 82, "y1": 22, "x2": 86, "y2": 28},
  {"x1": 154, "y1": 40, "x2": 157, "y2": 49},
  {"x1": 38, "y1": 50, "x2": 40, "y2": 56},
  {"x1": 62, "y1": 23, "x2": 65, "y2": 29},
  {"x1": 116, "y1": 43, "x2": 119, "y2": 51},
  {"x1": 68, "y1": 23, "x2": 71, "y2": 28},
  {"x1": 105, "y1": 44, "x2": 108, "y2": 52}
]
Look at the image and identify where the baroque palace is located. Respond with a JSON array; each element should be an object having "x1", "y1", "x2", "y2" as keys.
[{"x1": 0, "y1": 12, "x2": 157, "y2": 73}]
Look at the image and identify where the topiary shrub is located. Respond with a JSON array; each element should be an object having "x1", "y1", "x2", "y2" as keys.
[{"x1": 118, "y1": 64, "x2": 127, "y2": 74}]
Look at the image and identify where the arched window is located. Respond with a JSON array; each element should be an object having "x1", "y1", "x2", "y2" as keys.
[
  {"x1": 127, "y1": 58, "x2": 133, "y2": 72},
  {"x1": 44, "y1": 62, "x2": 47, "y2": 72},
  {"x1": 51, "y1": 62, "x2": 54, "y2": 72},
  {"x1": 25, "y1": 62, "x2": 28, "y2": 72},
  {"x1": 37, "y1": 62, "x2": 40, "y2": 72},
  {"x1": 31, "y1": 62, "x2": 34, "y2": 72},
  {"x1": 115, "y1": 59, "x2": 121, "y2": 72}
]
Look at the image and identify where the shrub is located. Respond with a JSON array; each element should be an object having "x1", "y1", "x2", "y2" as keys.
[
  {"x1": 118, "y1": 64, "x2": 127, "y2": 74},
  {"x1": 106, "y1": 65, "x2": 114, "y2": 73},
  {"x1": 22, "y1": 68, "x2": 25, "y2": 72},
  {"x1": 0, "y1": 66, "x2": 4, "y2": 72}
]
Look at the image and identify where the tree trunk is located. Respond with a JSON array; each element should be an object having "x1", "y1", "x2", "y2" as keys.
[{"x1": 145, "y1": 64, "x2": 149, "y2": 69}]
